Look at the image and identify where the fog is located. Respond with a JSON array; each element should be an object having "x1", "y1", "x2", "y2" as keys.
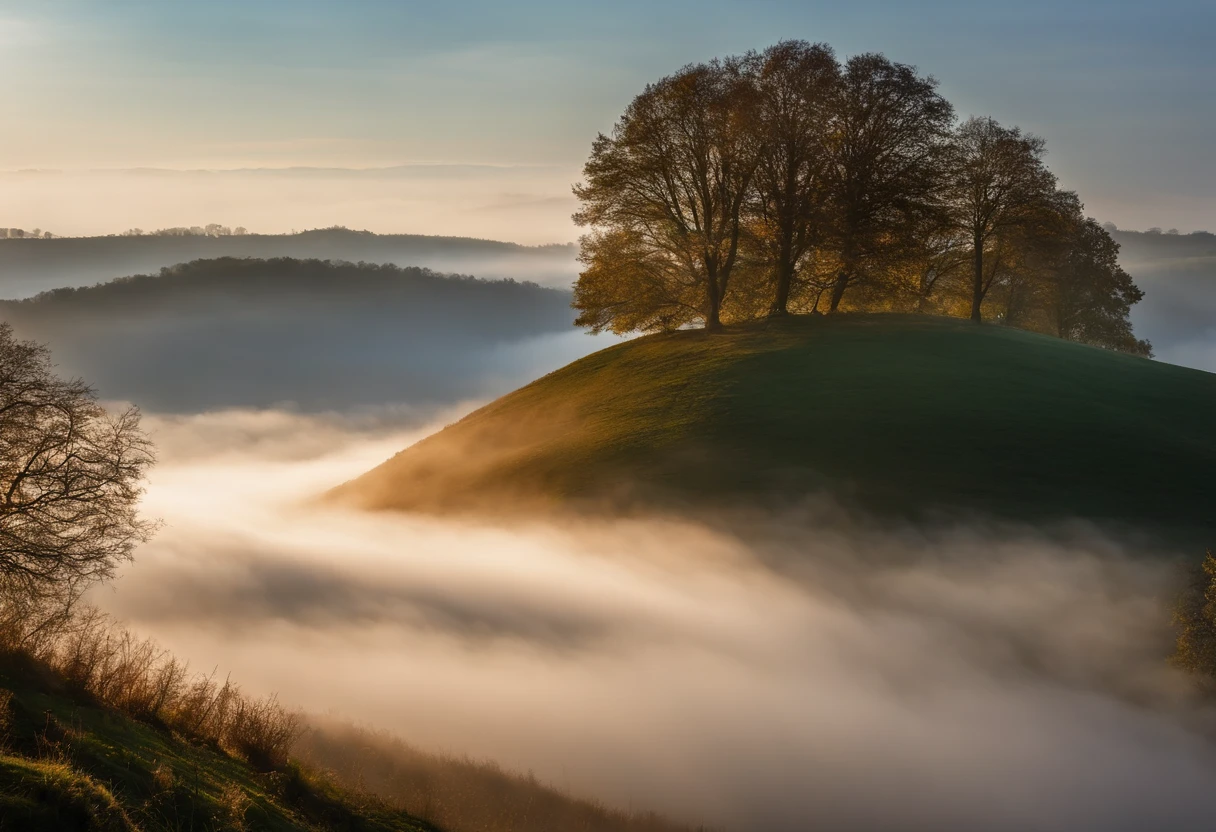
[
  {"x1": 0, "y1": 165, "x2": 580, "y2": 246},
  {"x1": 1117, "y1": 231, "x2": 1216, "y2": 374},
  {"x1": 86, "y1": 406, "x2": 1216, "y2": 832}
]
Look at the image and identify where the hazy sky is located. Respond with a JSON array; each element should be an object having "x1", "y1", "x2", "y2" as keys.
[{"x1": 2, "y1": 0, "x2": 1213, "y2": 237}]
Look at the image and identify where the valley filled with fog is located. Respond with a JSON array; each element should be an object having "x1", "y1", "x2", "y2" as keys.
[
  {"x1": 0, "y1": 234, "x2": 1214, "y2": 830},
  {"x1": 82, "y1": 404, "x2": 1216, "y2": 832},
  {"x1": 5, "y1": 4, "x2": 1216, "y2": 829}
]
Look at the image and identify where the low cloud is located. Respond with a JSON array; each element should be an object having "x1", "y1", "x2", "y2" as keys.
[{"x1": 95, "y1": 408, "x2": 1216, "y2": 832}]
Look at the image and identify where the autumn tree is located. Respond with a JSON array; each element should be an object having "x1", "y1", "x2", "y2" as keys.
[
  {"x1": 822, "y1": 54, "x2": 954, "y2": 312},
  {"x1": 747, "y1": 41, "x2": 841, "y2": 316},
  {"x1": 895, "y1": 214, "x2": 971, "y2": 314},
  {"x1": 571, "y1": 43, "x2": 1150, "y2": 355},
  {"x1": 1050, "y1": 213, "x2": 1152, "y2": 355},
  {"x1": 0, "y1": 324, "x2": 155, "y2": 614},
  {"x1": 573, "y1": 58, "x2": 761, "y2": 333},
  {"x1": 1173, "y1": 550, "x2": 1216, "y2": 686},
  {"x1": 942, "y1": 117, "x2": 1058, "y2": 322}
]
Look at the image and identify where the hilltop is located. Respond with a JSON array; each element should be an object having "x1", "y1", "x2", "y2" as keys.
[{"x1": 337, "y1": 314, "x2": 1216, "y2": 544}]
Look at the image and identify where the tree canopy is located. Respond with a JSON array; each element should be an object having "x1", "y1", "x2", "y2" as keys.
[{"x1": 573, "y1": 40, "x2": 1151, "y2": 356}]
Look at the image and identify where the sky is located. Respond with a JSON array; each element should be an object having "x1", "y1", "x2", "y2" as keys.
[{"x1": 2, "y1": 0, "x2": 1214, "y2": 239}]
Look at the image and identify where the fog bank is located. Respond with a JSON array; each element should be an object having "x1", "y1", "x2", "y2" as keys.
[
  {"x1": 92, "y1": 408, "x2": 1216, "y2": 832},
  {"x1": 0, "y1": 165, "x2": 580, "y2": 246}
]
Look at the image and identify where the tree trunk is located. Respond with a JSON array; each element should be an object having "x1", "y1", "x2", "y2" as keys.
[
  {"x1": 828, "y1": 270, "x2": 850, "y2": 313},
  {"x1": 970, "y1": 231, "x2": 984, "y2": 322},
  {"x1": 769, "y1": 257, "x2": 794, "y2": 316},
  {"x1": 705, "y1": 272, "x2": 723, "y2": 332},
  {"x1": 917, "y1": 268, "x2": 935, "y2": 313}
]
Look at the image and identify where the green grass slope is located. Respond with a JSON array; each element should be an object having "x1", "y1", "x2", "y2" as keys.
[
  {"x1": 0, "y1": 653, "x2": 436, "y2": 832},
  {"x1": 339, "y1": 314, "x2": 1216, "y2": 542}
]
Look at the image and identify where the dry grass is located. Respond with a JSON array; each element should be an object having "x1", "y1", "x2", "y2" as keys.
[
  {"x1": 0, "y1": 602, "x2": 695, "y2": 831},
  {"x1": 5, "y1": 603, "x2": 301, "y2": 772}
]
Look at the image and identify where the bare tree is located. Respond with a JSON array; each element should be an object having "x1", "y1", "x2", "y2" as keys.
[{"x1": 0, "y1": 324, "x2": 155, "y2": 610}]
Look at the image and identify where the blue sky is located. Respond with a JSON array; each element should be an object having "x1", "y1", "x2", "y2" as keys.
[{"x1": 2, "y1": 0, "x2": 1213, "y2": 233}]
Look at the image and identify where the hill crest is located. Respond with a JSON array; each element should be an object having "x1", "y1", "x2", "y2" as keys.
[{"x1": 336, "y1": 314, "x2": 1216, "y2": 545}]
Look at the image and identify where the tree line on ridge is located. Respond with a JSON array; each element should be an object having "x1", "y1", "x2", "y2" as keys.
[{"x1": 572, "y1": 41, "x2": 1151, "y2": 356}]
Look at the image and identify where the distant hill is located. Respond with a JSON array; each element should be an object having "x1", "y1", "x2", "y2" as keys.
[
  {"x1": 0, "y1": 228, "x2": 578, "y2": 298},
  {"x1": 337, "y1": 314, "x2": 1216, "y2": 546},
  {"x1": 0, "y1": 258, "x2": 578, "y2": 413}
]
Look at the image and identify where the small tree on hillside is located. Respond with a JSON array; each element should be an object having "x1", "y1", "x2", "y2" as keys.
[{"x1": 0, "y1": 324, "x2": 155, "y2": 630}]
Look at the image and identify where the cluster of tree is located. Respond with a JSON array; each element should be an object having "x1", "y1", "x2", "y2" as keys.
[
  {"x1": 0, "y1": 228, "x2": 55, "y2": 239},
  {"x1": 120, "y1": 223, "x2": 249, "y2": 237},
  {"x1": 573, "y1": 41, "x2": 1151, "y2": 355},
  {"x1": 1140, "y1": 227, "x2": 1202, "y2": 236}
]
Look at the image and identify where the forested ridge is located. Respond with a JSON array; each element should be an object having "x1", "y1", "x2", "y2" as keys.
[
  {"x1": 574, "y1": 41, "x2": 1151, "y2": 356},
  {"x1": 0, "y1": 258, "x2": 577, "y2": 412},
  {"x1": 0, "y1": 227, "x2": 578, "y2": 298}
]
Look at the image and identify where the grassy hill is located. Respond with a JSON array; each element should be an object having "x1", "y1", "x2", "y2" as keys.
[
  {"x1": 337, "y1": 314, "x2": 1216, "y2": 544},
  {"x1": 0, "y1": 652, "x2": 435, "y2": 832}
]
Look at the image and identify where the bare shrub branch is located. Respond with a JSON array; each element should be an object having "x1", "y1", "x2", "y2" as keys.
[{"x1": 0, "y1": 323, "x2": 156, "y2": 608}]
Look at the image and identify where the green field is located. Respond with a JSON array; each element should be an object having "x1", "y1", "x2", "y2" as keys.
[
  {"x1": 0, "y1": 654, "x2": 434, "y2": 832},
  {"x1": 341, "y1": 314, "x2": 1216, "y2": 544}
]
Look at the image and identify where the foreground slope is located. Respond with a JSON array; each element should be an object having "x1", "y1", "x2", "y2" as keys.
[
  {"x1": 0, "y1": 653, "x2": 434, "y2": 832},
  {"x1": 338, "y1": 314, "x2": 1216, "y2": 542}
]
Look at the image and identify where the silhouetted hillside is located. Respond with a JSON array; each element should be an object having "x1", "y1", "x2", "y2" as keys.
[
  {"x1": 0, "y1": 228, "x2": 578, "y2": 298},
  {"x1": 0, "y1": 258, "x2": 578, "y2": 413}
]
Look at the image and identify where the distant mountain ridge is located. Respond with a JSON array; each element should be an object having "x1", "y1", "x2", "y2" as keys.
[{"x1": 0, "y1": 227, "x2": 578, "y2": 299}]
